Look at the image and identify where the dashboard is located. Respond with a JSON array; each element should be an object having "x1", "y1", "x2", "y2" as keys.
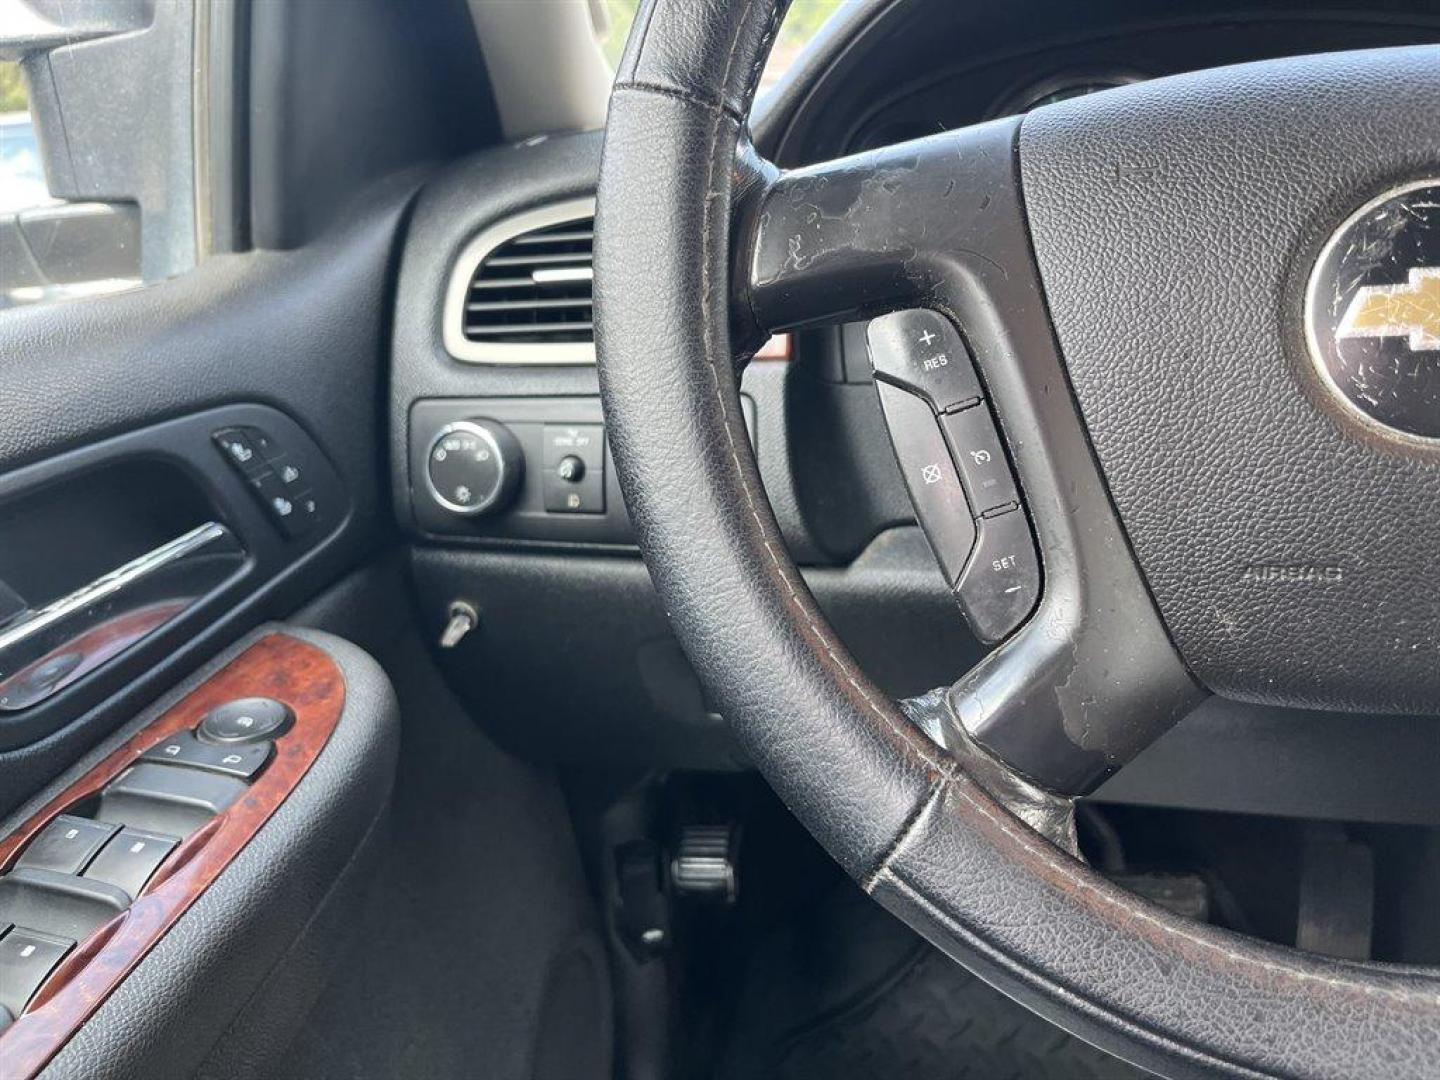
[
  {"x1": 392, "y1": 0, "x2": 1440, "y2": 821},
  {"x1": 762, "y1": 0, "x2": 1440, "y2": 161}
]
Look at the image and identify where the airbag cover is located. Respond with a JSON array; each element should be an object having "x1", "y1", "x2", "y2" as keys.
[{"x1": 1020, "y1": 46, "x2": 1440, "y2": 713}]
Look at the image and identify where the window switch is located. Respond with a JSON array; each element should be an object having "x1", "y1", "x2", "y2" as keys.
[
  {"x1": 15, "y1": 815, "x2": 118, "y2": 876},
  {"x1": 0, "y1": 869, "x2": 128, "y2": 945},
  {"x1": 99, "y1": 761, "x2": 247, "y2": 838},
  {"x1": 0, "y1": 926, "x2": 74, "y2": 1017},
  {"x1": 83, "y1": 828, "x2": 179, "y2": 900}
]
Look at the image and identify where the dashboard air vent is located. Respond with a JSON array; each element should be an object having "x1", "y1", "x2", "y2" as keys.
[
  {"x1": 443, "y1": 197, "x2": 597, "y2": 365},
  {"x1": 464, "y1": 217, "x2": 593, "y2": 343}
]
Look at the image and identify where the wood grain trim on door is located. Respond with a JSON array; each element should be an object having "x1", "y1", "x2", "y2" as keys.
[{"x1": 0, "y1": 633, "x2": 344, "y2": 1078}]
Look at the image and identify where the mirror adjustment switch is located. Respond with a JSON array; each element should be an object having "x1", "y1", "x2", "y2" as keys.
[
  {"x1": 876, "y1": 380, "x2": 977, "y2": 584},
  {"x1": 866, "y1": 309, "x2": 984, "y2": 412},
  {"x1": 198, "y1": 697, "x2": 293, "y2": 744},
  {"x1": 83, "y1": 828, "x2": 179, "y2": 900},
  {"x1": 955, "y1": 508, "x2": 1041, "y2": 644},
  {"x1": 0, "y1": 926, "x2": 74, "y2": 1017},
  {"x1": 142, "y1": 730, "x2": 272, "y2": 780},
  {"x1": 16, "y1": 815, "x2": 118, "y2": 876},
  {"x1": 939, "y1": 404, "x2": 1020, "y2": 515}
]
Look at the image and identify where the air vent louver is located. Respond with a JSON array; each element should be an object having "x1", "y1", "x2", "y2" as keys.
[{"x1": 462, "y1": 215, "x2": 594, "y2": 345}]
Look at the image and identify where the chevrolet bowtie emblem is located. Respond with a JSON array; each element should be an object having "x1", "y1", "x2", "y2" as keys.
[
  {"x1": 1305, "y1": 179, "x2": 1440, "y2": 441},
  {"x1": 1337, "y1": 266, "x2": 1440, "y2": 351}
]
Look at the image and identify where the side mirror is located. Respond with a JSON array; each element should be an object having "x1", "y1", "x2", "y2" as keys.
[
  {"x1": 0, "y1": 0, "x2": 195, "y2": 304},
  {"x1": 0, "y1": 0, "x2": 149, "y2": 61}
]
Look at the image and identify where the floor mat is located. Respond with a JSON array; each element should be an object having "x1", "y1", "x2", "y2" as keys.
[{"x1": 718, "y1": 884, "x2": 1148, "y2": 1080}]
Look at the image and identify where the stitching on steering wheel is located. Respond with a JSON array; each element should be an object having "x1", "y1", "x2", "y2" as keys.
[
  {"x1": 860, "y1": 764, "x2": 957, "y2": 893},
  {"x1": 621, "y1": 80, "x2": 745, "y2": 122},
  {"x1": 872, "y1": 872, "x2": 1277, "y2": 1080}
]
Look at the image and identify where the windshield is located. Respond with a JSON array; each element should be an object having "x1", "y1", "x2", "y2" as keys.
[{"x1": 597, "y1": 0, "x2": 846, "y2": 95}]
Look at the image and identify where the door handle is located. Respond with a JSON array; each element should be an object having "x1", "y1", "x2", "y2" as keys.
[{"x1": 0, "y1": 522, "x2": 244, "y2": 712}]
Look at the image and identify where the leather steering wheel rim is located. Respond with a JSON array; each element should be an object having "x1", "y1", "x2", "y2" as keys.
[{"x1": 592, "y1": 3, "x2": 1440, "y2": 1077}]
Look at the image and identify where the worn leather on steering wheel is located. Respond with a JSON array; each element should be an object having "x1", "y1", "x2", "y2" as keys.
[{"x1": 592, "y1": 1, "x2": 1440, "y2": 1076}]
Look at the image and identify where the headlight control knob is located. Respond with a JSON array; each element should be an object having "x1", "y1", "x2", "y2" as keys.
[{"x1": 425, "y1": 419, "x2": 523, "y2": 516}]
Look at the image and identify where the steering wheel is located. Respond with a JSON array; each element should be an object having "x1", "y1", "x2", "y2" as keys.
[{"x1": 592, "y1": 4, "x2": 1440, "y2": 1076}]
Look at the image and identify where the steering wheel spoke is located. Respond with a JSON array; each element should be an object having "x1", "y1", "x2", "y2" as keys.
[{"x1": 738, "y1": 121, "x2": 1203, "y2": 797}]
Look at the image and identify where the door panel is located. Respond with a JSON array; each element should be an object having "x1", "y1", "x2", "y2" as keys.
[
  {"x1": 0, "y1": 1, "x2": 505, "y2": 1072},
  {"x1": 0, "y1": 404, "x2": 349, "y2": 750},
  {"x1": 0, "y1": 191, "x2": 407, "y2": 815},
  {"x1": 0, "y1": 195, "x2": 410, "y2": 1070}
]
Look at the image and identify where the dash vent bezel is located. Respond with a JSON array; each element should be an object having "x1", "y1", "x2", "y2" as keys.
[{"x1": 442, "y1": 196, "x2": 598, "y2": 365}]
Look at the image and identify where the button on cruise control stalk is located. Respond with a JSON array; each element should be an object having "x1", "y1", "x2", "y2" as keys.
[
  {"x1": 869, "y1": 308, "x2": 1041, "y2": 643},
  {"x1": 957, "y1": 509, "x2": 1041, "y2": 644},
  {"x1": 866, "y1": 308, "x2": 983, "y2": 412},
  {"x1": 941, "y1": 405, "x2": 1020, "y2": 515},
  {"x1": 874, "y1": 381, "x2": 977, "y2": 584}
]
